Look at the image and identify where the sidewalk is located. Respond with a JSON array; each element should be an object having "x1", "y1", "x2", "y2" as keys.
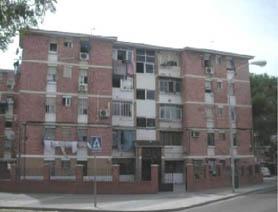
[{"x1": 0, "y1": 177, "x2": 276, "y2": 212}]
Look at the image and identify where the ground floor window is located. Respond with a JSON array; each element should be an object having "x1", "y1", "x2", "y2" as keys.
[
  {"x1": 160, "y1": 131, "x2": 182, "y2": 145},
  {"x1": 208, "y1": 159, "x2": 217, "y2": 176}
]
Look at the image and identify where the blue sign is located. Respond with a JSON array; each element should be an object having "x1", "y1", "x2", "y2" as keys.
[{"x1": 87, "y1": 136, "x2": 102, "y2": 152}]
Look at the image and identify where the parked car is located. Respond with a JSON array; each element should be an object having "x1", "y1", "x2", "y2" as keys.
[{"x1": 261, "y1": 166, "x2": 271, "y2": 177}]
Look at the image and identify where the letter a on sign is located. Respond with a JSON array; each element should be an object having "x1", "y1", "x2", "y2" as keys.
[{"x1": 88, "y1": 136, "x2": 102, "y2": 152}]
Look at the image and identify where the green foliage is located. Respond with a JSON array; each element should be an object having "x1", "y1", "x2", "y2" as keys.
[
  {"x1": 250, "y1": 73, "x2": 277, "y2": 146},
  {"x1": 0, "y1": 0, "x2": 56, "y2": 51}
]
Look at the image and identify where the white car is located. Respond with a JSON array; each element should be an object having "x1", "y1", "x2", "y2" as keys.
[{"x1": 260, "y1": 167, "x2": 271, "y2": 177}]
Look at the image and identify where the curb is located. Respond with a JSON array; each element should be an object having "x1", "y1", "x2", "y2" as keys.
[{"x1": 0, "y1": 185, "x2": 276, "y2": 212}]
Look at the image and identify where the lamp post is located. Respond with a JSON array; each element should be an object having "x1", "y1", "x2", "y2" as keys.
[{"x1": 228, "y1": 60, "x2": 266, "y2": 192}]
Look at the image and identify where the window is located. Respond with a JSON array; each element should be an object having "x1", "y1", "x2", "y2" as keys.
[
  {"x1": 145, "y1": 64, "x2": 154, "y2": 73},
  {"x1": 79, "y1": 69, "x2": 88, "y2": 84},
  {"x1": 77, "y1": 128, "x2": 88, "y2": 142},
  {"x1": 136, "y1": 63, "x2": 144, "y2": 73},
  {"x1": 62, "y1": 96, "x2": 71, "y2": 107},
  {"x1": 160, "y1": 79, "x2": 181, "y2": 94},
  {"x1": 49, "y1": 42, "x2": 57, "y2": 52},
  {"x1": 207, "y1": 133, "x2": 215, "y2": 146},
  {"x1": 136, "y1": 117, "x2": 155, "y2": 128},
  {"x1": 117, "y1": 50, "x2": 126, "y2": 61},
  {"x1": 45, "y1": 97, "x2": 56, "y2": 113},
  {"x1": 228, "y1": 83, "x2": 235, "y2": 96},
  {"x1": 218, "y1": 106, "x2": 224, "y2": 116},
  {"x1": 112, "y1": 158, "x2": 135, "y2": 175},
  {"x1": 215, "y1": 55, "x2": 222, "y2": 65},
  {"x1": 112, "y1": 130, "x2": 135, "y2": 152},
  {"x1": 146, "y1": 118, "x2": 155, "y2": 127},
  {"x1": 191, "y1": 130, "x2": 200, "y2": 138},
  {"x1": 146, "y1": 90, "x2": 155, "y2": 100},
  {"x1": 219, "y1": 132, "x2": 226, "y2": 140},
  {"x1": 64, "y1": 39, "x2": 72, "y2": 48},
  {"x1": 63, "y1": 65, "x2": 72, "y2": 78},
  {"x1": 160, "y1": 105, "x2": 182, "y2": 121},
  {"x1": 136, "y1": 89, "x2": 145, "y2": 99},
  {"x1": 112, "y1": 101, "x2": 132, "y2": 117},
  {"x1": 112, "y1": 74, "x2": 122, "y2": 88},
  {"x1": 160, "y1": 131, "x2": 182, "y2": 145},
  {"x1": 233, "y1": 133, "x2": 238, "y2": 146},
  {"x1": 226, "y1": 58, "x2": 235, "y2": 70},
  {"x1": 161, "y1": 60, "x2": 178, "y2": 67},
  {"x1": 216, "y1": 81, "x2": 222, "y2": 90},
  {"x1": 137, "y1": 117, "x2": 146, "y2": 127},
  {"x1": 78, "y1": 98, "x2": 88, "y2": 115},
  {"x1": 80, "y1": 40, "x2": 90, "y2": 53},
  {"x1": 5, "y1": 121, "x2": 12, "y2": 128},
  {"x1": 208, "y1": 159, "x2": 217, "y2": 176},
  {"x1": 136, "y1": 49, "x2": 155, "y2": 73},
  {"x1": 193, "y1": 160, "x2": 204, "y2": 179},
  {"x1": 47, "y1": 67, "x2": 56, "y2": 83},
  {"x1": 230, "y1": 107, "x2": 236, "y2": 121},
  {"x1": 205, "y1": 80, "x2": 212, "y2": 93},
  {"x1": 44, "y1": 127, "x2": 55, "y2": 140}
]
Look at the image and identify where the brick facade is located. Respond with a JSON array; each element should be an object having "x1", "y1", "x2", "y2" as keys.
[{"x1": 0, "y1": 28, "x2": 262, "y2": 192}]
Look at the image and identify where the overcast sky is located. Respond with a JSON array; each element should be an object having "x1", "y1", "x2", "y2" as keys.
[{"x1": 1, "y1": 0, "x2": 277, "y2": 76}]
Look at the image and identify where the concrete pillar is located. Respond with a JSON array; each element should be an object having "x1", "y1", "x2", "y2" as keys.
[
  {"x1": 151, "y1": 164, "x2": 159, "y2": 193},
  {"x1": 43, "y1": 164, "x2": 50, "y2": 182},
  {"x1": 186, "y1": 162, "x2": 194, "y2": 191},
  {"x1": 75, "y1": 165, "x2": 83, "y2": 183},
  {"x1": 161, "y1": 159, "x2": 165, "y2": 183},
  {"x1": 112, "y1": 164, "x2": 120, "y2": 183},
  {"x1": 135, "y1": 147, "x2": 142, "y2": 181}
]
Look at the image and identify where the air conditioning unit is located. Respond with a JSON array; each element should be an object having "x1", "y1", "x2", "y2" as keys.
[
  {"x1": 78, "y1": 84, "x2": 88, "y2": 92},
  {"x1": 99, "y1": 109, "x2": 110, "y2": 119},
  {"x1": 205, "y1": 67, "x2": 213, "y2": 74},
  {"x1": 80, "y1": 52, "x2": 89, "y2": 61}
]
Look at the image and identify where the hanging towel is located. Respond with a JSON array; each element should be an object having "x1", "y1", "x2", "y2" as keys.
[{"x1": 72, "y1": 142, "x2": 78, "y2": 154}]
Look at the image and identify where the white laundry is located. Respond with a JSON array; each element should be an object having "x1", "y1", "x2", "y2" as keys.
[{"x1": 71, "y1": 142, "x2": 78, "y2": 153}]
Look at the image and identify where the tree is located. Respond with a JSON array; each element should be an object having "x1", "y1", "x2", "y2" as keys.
[
  {"x1": 250, "y1": 73, "x2": 277, "y2": 158},
  {"x1": 0, "y1": 0, "x2": 56, "y2": 51}
]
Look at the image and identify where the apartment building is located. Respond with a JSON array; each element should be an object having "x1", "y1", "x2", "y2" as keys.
[
  {"x1": 0, "y1": 28, "x2": 260, "y2": 189},
  {"x1": 0, "y1": 69, "x2": 16, "y2": 178}
]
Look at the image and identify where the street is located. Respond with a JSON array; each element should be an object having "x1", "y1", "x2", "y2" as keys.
[{"x1": 183, "y1": 189, "x2": 277, "y2": 212}]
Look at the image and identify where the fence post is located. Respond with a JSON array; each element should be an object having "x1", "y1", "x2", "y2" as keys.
[
  {"x1": 151, "y1": 164, "x2": 159, "y2": 193},
  {"x1": 43, "y1": 164, "x2": 50, "y2": 182},
  {"x1": 186, "y1": 162, "x2": 194, "y2": 191},
  {"x1": 112, "y1": 164, "x2": 120, "y2": 183},
  {"x1": 75, "y1": 165, "x2": 84, "y2": 183}
]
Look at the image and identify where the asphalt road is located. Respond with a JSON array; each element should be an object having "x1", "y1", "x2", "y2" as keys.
[{"x1": 183, "y1": 189, "x2": 277, "y2": 212}]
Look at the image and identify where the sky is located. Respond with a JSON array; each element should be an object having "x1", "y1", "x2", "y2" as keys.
[{"x1": 0, "y1": 0, "x2": 277, "y2": 76}]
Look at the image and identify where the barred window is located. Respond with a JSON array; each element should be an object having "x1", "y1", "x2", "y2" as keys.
[
  {"x1": 112, "y1": 101, "x2": 132, "y2": 117},
  {"x1": 44, "y1": 127, "x2": 56, "y2": 140}
]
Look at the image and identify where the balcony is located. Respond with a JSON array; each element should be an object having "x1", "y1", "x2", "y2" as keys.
[
  {"x1": 159, "y1": 66, "x2": 181, "y2": 78},
  {"x1": 78, "y1": 114, "x2": 88, "y2": 123},
  {"x1": 46, "y1": 83, "x2": 56, "y2": 93},
  {"x1": 45, "y1": 113, "x2": 56, "y2": 122},
  {"x1": 205, "y1": 93, "x2": 214, "y2": 104},
  {"x1": 207, "y1": 146, "x2": 215, "y2": 156},
  {"x1": 229, "y1": 96, "x2": 236, "y2": 106},
  {"x1": 48, "y1": 52, "x2": 58, "y2": 62},
  {"x1": 163, "y1": 146, "x2": 183, "y2": 159}
]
